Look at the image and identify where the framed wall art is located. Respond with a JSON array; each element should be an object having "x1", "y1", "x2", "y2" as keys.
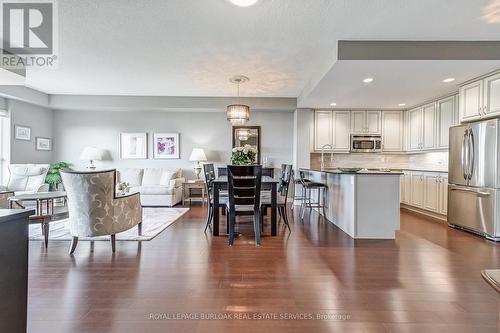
[
  {"x1": 120, "y1": 132, "x2": 147, "y2": 159},
  {"x1": 153, "y1": 133, "x2": 179, "y2": 159}
]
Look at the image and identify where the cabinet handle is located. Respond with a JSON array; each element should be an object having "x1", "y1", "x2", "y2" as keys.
[
  {"x1": 478, "y1": 107, "x2": 482, "y2": 116},
  {"x1": 483, "y1": 106, "x2": 487, "y2": 115}
]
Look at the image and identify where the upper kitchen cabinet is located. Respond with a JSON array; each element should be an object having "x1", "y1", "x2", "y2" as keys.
[
  {"x1": 381, "y1": 111, "x2": 404, "y2": 152},
  {"x1": 313, "y1": 110, "x2": 350, "y2": 152},
  {"x1": 422, "y1": 103, "x2": 436, "y2": 150},
  {"x1": 314, "y1": 110, "x2": 332, "y2": 150},
  {"x1": 437, "y1": 96, "x2": 457, "y2": 149},
  {"x1": 351, "y1": 111, "x2": 381, "y2": 134},
  {"x1": 332, "y1": 111, "x2": 351, "y2": 152},
  {"x1": 407, "y1": 107, "x2": 423, "y2": 151},
  {"x1": 459, "y1": 72, "x2": 500, "y2": 123},
  {"x1": 460, "y1": 80, "x2": 483, "y2": 122},
  {"x1": 483, "y1": 72, "x2": 500, "y2": 118}
]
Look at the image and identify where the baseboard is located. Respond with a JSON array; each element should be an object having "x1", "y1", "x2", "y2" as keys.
[{"x1": 400, "y1": 204, "x2": 447, "y2": 223}]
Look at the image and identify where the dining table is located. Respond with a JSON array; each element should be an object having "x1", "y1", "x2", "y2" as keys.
[{"x1": 212, "y1": 176, "x2": 279, "y2": 237}]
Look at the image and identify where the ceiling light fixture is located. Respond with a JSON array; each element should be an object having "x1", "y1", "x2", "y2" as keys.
[
  {"x1": 363, "y1": 77, "x2": 374, "y2": 83},
  {"x1": 330, "y1": 102, "x2": 337, "y2": 107},
  {"x1": 443, "y1": 78, "x2": 456, "y2": 83},
  {"x1": 228, "y1": 0, "x2": 259, "y2": 7},
  {"x1": 227, "y1": 75, "x2": 250, "y2": 126},
  {"x1": 398, "y1": 103, "x2": 406, "y2": 107}
]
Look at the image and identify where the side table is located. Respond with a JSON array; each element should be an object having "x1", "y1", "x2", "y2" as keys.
[{"x1": 182, "y1": 181, "x2": 207, "y2": 205}]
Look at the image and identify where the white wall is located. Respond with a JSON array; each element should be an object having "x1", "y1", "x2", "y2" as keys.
[
  {"x1": 52, "y1": 109, "x2": 294, "y2": 178},
  {"x1": 9, "y1": 99, "x2": 53, "y2": 164}
]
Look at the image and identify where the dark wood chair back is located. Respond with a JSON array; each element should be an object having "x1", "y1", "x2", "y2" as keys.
[
  {"x1": 217, "y1": 167, "x2": 227, "y2": 177},
  {"x1": 203, "y1": 164, "x2": 216, "y2": 196},
  {"x1": 227, "y1": 165, "x2": 262, "y2": 214},
  {"x1": 279, "y1": 164, "x2": 293, "y2": 197},
  {"x1": 262, "y1": 167, "x2": 274, "y2": 178}
]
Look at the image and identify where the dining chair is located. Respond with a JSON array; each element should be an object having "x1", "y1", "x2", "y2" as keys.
[
  {"x1": 226, "y1": 165, "x2": 262, "y2": 246},
  {"x1": 217, "y1": 167, "x2": 227, "y2": 177},
  {"x1": 261, "y1": 164, "x2": 292, "y2": 231},
  {"x1": 203, "y1": 163, "x2": 228, "y2": 232}
]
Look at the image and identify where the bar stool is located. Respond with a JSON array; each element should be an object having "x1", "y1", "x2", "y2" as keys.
[
  {"x1": 291, "y1": 171, "x2": 309, "y2": 211},
  {"x1": 299, "y1": 171, "x2": 327, "y2": 220}
]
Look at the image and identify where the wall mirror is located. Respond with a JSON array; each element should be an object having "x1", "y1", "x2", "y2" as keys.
[{"x1": 232, "y1": 126, "x2": 261, "y2": 164}]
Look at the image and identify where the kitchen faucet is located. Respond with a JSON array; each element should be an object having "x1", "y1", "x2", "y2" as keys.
[{"x1": 320, "y1": 144, "x2": 334, "y2": 170}]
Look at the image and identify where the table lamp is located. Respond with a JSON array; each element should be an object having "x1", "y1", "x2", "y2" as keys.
[
  {"x1": 189, "y1": 148, "x2": 207, "y2": 179},
  {"x1": 79, "y1": 147, "x2": 105, "y2": 170}
]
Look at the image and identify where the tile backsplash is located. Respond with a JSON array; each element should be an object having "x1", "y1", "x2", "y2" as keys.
[{"x1": 310, "y1": 151, "x2": 449, "y2": 172}]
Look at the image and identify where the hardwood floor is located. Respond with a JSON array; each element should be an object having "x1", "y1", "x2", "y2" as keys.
[{"x1": 27, "y1": 206, "x2": 500, "y2": 332}]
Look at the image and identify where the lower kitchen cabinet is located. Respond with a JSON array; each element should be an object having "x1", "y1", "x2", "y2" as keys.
[
  {"x1": 401, "y1": 170, "x2": 448, "y2": 217},
  {"x1": 410, "y1": 172, "x2": 425, "y2": 208},
  {"x1": 438, "y1": 174, "x2": 448, "y2": 215}
]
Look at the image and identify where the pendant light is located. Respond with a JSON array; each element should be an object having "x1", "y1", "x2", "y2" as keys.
[{"x1": 227, "y1": 75, "x2": 250, "y2": 125}]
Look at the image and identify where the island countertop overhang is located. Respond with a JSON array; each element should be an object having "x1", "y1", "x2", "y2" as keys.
[{"x1": 299, "y1": 168, "x2": 403, "y2": 176}]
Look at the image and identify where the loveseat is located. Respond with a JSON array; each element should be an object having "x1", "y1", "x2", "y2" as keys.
[{"x1": 116, "y1": 168, "x2": 184, "y2": 207}]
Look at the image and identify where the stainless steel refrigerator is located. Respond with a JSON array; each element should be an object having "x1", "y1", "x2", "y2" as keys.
[{"x1": 448, "y1": 118, "x2": 500, "y2": 241}]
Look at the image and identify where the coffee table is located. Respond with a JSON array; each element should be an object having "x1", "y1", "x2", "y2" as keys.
[{"x1": 9, "y1": 191, "x2": 68, "y2": 248}]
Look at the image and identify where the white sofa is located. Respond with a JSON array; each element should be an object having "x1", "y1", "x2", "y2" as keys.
[
  {"x1": 0, "y1": 164, "x2": 50, "y2": 195},
  {"x1": 116, "y1": 168, "x2": 184, "y2": 207}
]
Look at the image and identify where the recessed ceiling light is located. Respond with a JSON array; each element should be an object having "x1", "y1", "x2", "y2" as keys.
[
  {"x1": 398, "y1": 103, "x2": 406, "y2": 107},
  {"x1": 443, "y1": 78, "x2": 455, "y2": 83},
  {"x1": 228, "y1": 0, "x2": 259, "y2": 7},
  {"x1": 363, "y1": 77, "x2": 374, "y2": 83},
  {"x1": 330, "y1": 102, "x2": 337, "y2": 106}
]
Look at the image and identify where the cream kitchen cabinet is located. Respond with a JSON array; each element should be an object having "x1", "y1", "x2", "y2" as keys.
[
  {"x1": 400, "y1": 171, "x2": 411, "y2": 204},
  {"x1": 438, "y1": 174, "x2": 448, "y2": 215},
  {"x1": 402, "y1": 170, "x2": 448, "y2": 217},
  {"x1": 437, "y1": 96, "x2": 457, "y2": 149},
  {"x1": 422, "y1": 103, "x2": 436, "y2": 149},
  {"x1": 313, "y1": 110, "x2": 350, "y2": 152},
  {"x1": 382, "y1": 111, "x2": 404, "y2": 151},
  {"x1": 407, "y1": 103, "x2": 437, "y2": 151},
  {"x1": 410, "y1": 172, "x2": 424, "y2": 208},
  {"x1": 423, "y1": 173, "x2": 440, "y2": 213},
  {"x1": 351, "y1": 111, "x2": 381, "y2": 134},
  {"x1": 407, "y1": 107, "x2": 423, "y2": 151},
  {"x1": 314, "y1": 111, "x2": 333, "y2": 150},
  {"x1": 332, "y1": 111, "x2": 351, "y2": 152},
  {"x1": 460, "y1": 72, "x2": 500, "y2": 123}
]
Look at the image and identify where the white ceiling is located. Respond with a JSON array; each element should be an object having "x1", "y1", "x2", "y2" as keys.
[
  {"x1": 300, "y1": 60, "x2": 500, "y2": 109},
  {"x1": 12, "y1": 0, "x2": 500, "y2": 107}
]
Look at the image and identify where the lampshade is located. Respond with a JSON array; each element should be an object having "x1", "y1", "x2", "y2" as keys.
[
  {"x1": 227, "y1": 104, "x2": 250, "y2": 125},
  {"x1": 189, "y1": 148, "x2": 207, "y2": 162},
  {"x1": 79, "y1": 147, "x2": 105, "y2": 161}
]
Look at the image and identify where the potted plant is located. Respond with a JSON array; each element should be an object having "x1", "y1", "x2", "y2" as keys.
[
  {"x1": 45, "y1": 162, "x2": 72, "y2": 191},
  {"x1": 230, "y1": 145, "x2": 258, "y2": 165}
]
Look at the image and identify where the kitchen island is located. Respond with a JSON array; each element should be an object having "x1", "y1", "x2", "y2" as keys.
[{"x1": 299, "y1": 168, "x2": 402, "y2": 239}]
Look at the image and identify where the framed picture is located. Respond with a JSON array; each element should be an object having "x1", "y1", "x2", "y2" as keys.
[
  {"x1": 120, "y1": 133, "x2": 147, "y2": 159},
  {"x1": 15, "y1": 125, "x2": 31, "y2": 141},
  {"x1": 35, "y1": 137, "x2": 52, "y2": 151},
  {"x1": 153, "y1": 133, "x2": 179, "y2": 159}
]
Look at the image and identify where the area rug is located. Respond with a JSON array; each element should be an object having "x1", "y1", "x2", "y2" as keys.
[{"x1": 29, "y1": 207, "x2": 189, "y2": 241}]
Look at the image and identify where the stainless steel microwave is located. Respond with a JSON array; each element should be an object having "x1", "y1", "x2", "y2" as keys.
[{"x1": 350, "y1": 135, "x2": 382, "y2": 152}]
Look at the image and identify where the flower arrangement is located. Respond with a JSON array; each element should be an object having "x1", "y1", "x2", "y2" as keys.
[
  {"x1": 231, "y1": 144, "x2": 258, "y2": 165},
  {"x1": 118, "y1": 182, "x2": 130, "y2": 193}
]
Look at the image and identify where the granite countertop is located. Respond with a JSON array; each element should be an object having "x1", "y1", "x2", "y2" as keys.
[
  {"x1": 0, "y1": 209, "x2": 35, "y2": 223},
  {"x1": 301, "y1": 168, "x2": 403, "y2": 175}
]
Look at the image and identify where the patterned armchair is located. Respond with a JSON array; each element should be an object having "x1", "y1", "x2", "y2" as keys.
[
  {"x1": 60, "y1": 169, "x2": 142, "y2": 254},
  {"x1": 0, "y1": 191, "x2": 14, "y2": 208}
]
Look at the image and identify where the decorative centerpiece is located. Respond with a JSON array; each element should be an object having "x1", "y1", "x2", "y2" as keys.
[
  {"x1": 231, "y1": 144, "x2": 258, "y2": 165},
  {"x1": 118, "y1": 182, "x2": 130, "y2": 195}
]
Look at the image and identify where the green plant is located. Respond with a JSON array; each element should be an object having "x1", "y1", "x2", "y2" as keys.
[
  {"x1": 46, "y1": 162, "x2": 72, "y2": 190},
  {"x1": 230, "y1": 145, "x2": 257, "y2": 165}
]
